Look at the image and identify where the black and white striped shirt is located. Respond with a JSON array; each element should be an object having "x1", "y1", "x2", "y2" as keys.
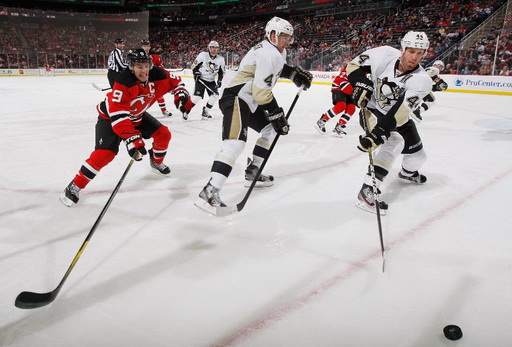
[{"x1": 108, "y1": 48, "x2": 128, "y2": 72}]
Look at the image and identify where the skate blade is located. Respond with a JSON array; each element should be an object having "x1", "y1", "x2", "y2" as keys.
[
  {"x1": 355, "y1": 200, "x2": 387, "y2": 216},
  {"x1": 59, "y1": 194, "x2": 75, "y2": 207},
  {"x1": 331, "y1": 132, "x2": 346, "y2": 138},
  {"x1": 314, "y1": 124, "x2": 326, "y2": 135},
  {"x1": 194, "y1": 197, "x2": 237, "y2": 216},
  {"x1": 150, "y1": 168, "x2": 171, "y2": 176},
  {"x1": 244, "y1": 180, "x2": 274, "y2": 188}
]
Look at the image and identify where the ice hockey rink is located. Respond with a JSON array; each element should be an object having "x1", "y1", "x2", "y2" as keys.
[{"x1": 1, "y1": 74, "x2": 512, "y2": 347}]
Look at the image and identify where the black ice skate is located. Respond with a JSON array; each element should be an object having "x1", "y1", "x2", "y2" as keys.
[
  {"x1": 314, "y1": 119, "x2": 327, "y2": 134},
  {"x1": 244, "y1": 158, "x2": 274, "y2": 188},
  {"x1": 332, "y1": 124, "x2": 347, "y2": 138},
  {"x1": 60, "y1": 180, "x2": 80, "y2": 207},
  {"x1": 356, "y1": 183, "x2": 388, "y2": 215},
  {"x1": 149, "y1": 149, "x2": 171, "y2": 175},
  {"x1": 398, "y1": 169, "x2": 427, "y2": 184}
]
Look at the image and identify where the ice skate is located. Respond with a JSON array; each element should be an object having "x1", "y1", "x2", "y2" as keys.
[
  {"x1": 355, "y1": 184, "x2": 388, "y2": 215},
  {"x1": 314, "y1": 119, "x2": 327, "y2": 134},
  {"x1": 244, "y1": 159, "x2": 274, "y2": 188},
  {"x1": 195, "y1": 181, "x2": 228, "y2": 215},
  {"x1": 202, "y1": 107, "x2": 212, "y2": 120},
  {"x1": 149, "y1": 149, "x2": 171, "y2": 175},
  {"x1": 398, "y1": 170, "x2": 427, "y2": 184},
  {"x1": 161, "y1": 110, "x2": 172, "y2": 117},
  {"x1": 332, "y1": 124, "x2": 347, "y2": 138},
  {"x1": 60, "y1": 181, "x2": 80, "y2": 207},
  {"x1": 182, "y1": 112, "x2": 189, "y2": 121}
]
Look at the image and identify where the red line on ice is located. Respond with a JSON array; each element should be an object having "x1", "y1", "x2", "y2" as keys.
[{"x1": 213, "y1": 166, "x2": 512, "y2": 347}]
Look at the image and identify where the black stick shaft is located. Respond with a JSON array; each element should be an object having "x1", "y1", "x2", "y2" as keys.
[
  {"x1": 15, "y1": 159, "x2": 135, "y2": 309},
  {"x1": 236, "y1": 87, "x2": 304, "y2": 212},
  {"x1": 361, "y1": 109, "x2": 386, "y2": 272}
]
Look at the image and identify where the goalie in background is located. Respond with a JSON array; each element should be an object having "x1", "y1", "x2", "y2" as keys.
[{"x1": 194, "y1": 17, "x2": 312, "y2": 213}]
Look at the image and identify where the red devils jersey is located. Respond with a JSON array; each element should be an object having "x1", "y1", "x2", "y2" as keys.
[
  {"x1": 150, "y1": 54, "x2": 164, "y2": 69},
  {"x1": 332, "y1": 68, "x2": 353, "y2": 95},
  {"x1": 97, "y1": 66, "x2": 185, "y2": 139}
]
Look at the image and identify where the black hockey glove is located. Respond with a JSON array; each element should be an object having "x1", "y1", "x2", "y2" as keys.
[
  {"x1": 433, "y1": 78, "x2": 448, "y2": 91},
  {"x1": 192, "y1": 62, "x2": 203, "y2": 82},
  {"x1": 174, "y1": 88, "x2": 194, "y2": 114},
  {"x1": 264, "y1": 107, "x2": 289, "y2": 135},
  {"x1": 124, "y1": 134, "x2": 147, "y2": 161},
  {"x1": 351, "y1": 77, "x2": 374, "y2": 108},
  {"x1": 411, "y1": 108, "x2": 423, "y2": 123},
  {"x1": 290, "y1": 66, "x2": 313, "y2": 90},
  {"x1": 281, "y1": 64, "x2": 313, "y2": 90},
  {"x1": 357, "y1": 126, "x2": 389, "y2": 152},
  {"x1": 194, "y1": 71, "x2": 202, "y2": 82}
]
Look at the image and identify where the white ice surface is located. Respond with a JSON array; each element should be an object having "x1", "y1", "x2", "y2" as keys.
[{"x1": 1, "y1": 75, "x2": 512, "y2": 347}]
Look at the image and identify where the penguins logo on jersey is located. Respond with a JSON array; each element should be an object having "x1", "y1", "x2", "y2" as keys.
[
  {"x1": 375, "y1": 77, "x2": 403, "y2": 108},
  {"x1": 206, "y1": 61, "x2": 217, "y2": 74}
]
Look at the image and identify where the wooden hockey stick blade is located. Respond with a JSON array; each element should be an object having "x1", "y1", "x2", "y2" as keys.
[
  {"x1": 15, "y1": 289, "x2": 59, "y2": 309},
  {"x1": 92, "y1": 82, "x2": 111, "y2": 92}
]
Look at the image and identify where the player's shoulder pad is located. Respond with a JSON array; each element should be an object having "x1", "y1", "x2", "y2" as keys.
[
  {"x1": 149, "y1": 66, "x2": 168, "y2": 81},
  {"x1": 116, "y1": 69, "x2": 138, "y2": 88}
]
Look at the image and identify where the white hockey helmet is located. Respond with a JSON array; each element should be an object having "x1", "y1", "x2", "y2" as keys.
[
  {"x1": 208, "y1": 40, "x2": 219, "y2": 49},
  {"x1": 432, "y1": 60, "x2": 445, "y2": 70},
  {"x1": 265, "y1": 17, "x2": 294, "y2": 44},
  {"x1": 401, "y1": 31, "x2": 430, "y2": 50}
]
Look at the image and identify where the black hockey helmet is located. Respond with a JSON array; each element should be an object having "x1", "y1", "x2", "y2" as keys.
[
  {"x1": 140, "y1": 39, "x2": 150, "y2": 45},
  {"x1": 126, "y1": 48, "x2": 152, "y2": 70},
  {"x1": 114, "y1": 38, "x2": 124, "y2": 44}
]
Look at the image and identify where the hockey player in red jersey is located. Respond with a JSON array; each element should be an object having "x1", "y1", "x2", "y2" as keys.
[
  {"x1": 141, "y1": 39, "x2": 172, "y2": 117},
  {"x1": 60, "y1": 48, "x2": 193, "y2": 207},
  {"x1": 314, "y1": 67, "x2": 356, "y2": 137}
]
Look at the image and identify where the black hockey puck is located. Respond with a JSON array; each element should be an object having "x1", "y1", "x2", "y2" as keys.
[{"x1": 443, "y1": 325, "x2": 463, "y2": 340}]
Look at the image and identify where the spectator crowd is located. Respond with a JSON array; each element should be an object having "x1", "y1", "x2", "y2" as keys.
[{"x1": 0, "y1": 0, "x2": 510, "y2": 75}]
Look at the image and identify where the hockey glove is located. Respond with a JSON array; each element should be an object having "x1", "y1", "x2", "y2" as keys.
[
  {"x1": 174, "y1": 88, "x2": 194, "y2": 115},
  {"x1": 264, "y1": 107, "x2": 289, "y2": 135},
  {"x1": 351, "y1": 77, "x2": 374, "y2": 108},
  {"x1": 289, "y1": 66, "x2": 313, "y2": 90},
  {"x1": 433, "y1": 78, "x2": 448, "y2": 91},
  {"x1": 193, "y1": 71, "x2": 202, "y2": 82},
  {"x1": 411, "y1": 108, "x2": 423, "y2": 123},
  {"x1": 357, "y1": 126, "x2": 389, "y2": 152},
  {"x1": 124, "y1": 134, "x2": 147, "y2": 161}
]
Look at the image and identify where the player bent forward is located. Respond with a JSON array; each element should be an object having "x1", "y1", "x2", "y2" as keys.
[
  {"x1": 347, "y1": 31, "x2": 433, "y2": 214},
  {"x1": 60, "y1": 48, "x2": 193, "y2": 207},
  {"x1": 194, "y1": 17, "x2": 312, "y2": 214}
]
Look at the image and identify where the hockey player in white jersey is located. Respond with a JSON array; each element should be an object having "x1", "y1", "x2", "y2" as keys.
[
  {"x1": 195, "y1": 17, "x2": 313, "y2": 213},
  {"x1": 412, "y1": 60, "x2": 448, "y2": 122},
  {"x1": 189, "y1": 41, "x2": 226, "y2": 120},
  {"x1": 347, "y1": 31, "x2": 433, "y2": 214}
]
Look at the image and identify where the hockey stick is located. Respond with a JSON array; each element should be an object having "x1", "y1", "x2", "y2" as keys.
[
  {"x1": 92, "y1": 82, "x2": 111, "y2": 92},
  {"x1": 15, "y1": 159, "x2": 135, "y2": 309},
  {"x1": 360, "y1": 108, "x2": 386, "y2": 272},
  {"x1": 215, "y1": 87, "x2": 304, "y2": 217},
  {"x1": 198, "y1": 79, "x2": 219, "y2": 96},
  {"x1": 168, "y1": 67, "x2": 185, "y2": 73}
]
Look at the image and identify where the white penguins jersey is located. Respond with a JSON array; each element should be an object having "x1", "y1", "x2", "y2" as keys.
[
  {"x1": 192, "y1": 51, "x2": 225, "y2": 82},
  {"x1": 347, "y1": 46, "x2": 432, "y2": 126},
  {"x1": 425, "y1": 66, "x2": 440, "y2": 79},
  {"x1": 221, "y1": 39, "x2": 286, "y2": 112}
]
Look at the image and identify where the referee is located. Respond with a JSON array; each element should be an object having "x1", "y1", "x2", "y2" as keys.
[{"x1": 107, "y1": 38, "x2": 128, "y2": 87}]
